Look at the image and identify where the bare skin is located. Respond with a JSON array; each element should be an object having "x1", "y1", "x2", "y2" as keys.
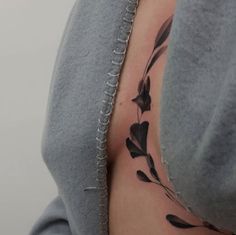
[{"x1": 106, "y1": 0, "x2": 233, "y2": 235}]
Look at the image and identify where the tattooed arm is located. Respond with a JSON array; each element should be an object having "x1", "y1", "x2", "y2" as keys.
[{"x1": 106, "y1": 0, "x2": 234, "y2": 235}]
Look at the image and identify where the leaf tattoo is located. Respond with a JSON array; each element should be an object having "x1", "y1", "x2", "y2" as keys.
[
  {"x1": 166, "y1": 214, "x2": 197, "y2": 229},
  {"x1": 166, "y1": 215, "x2": 233, "y2": 234},
  {"x1": 146, "y1": 46, "x2": 167, "y2": 74},
  {"x1": 146, "y1": 154, "x2": 160, "y2": 182},
  {"x1": 153, "y1": 15, "x2": 173, "y2": 50},
  {"x1": 130, "y1": 121, "x2": 149, "y2": 153},
  {"x1": 126, "y1": 137, "x2": 146, "y2": 158},
  {"x1": 137, "y1": 170, "x2": 152, "y2": 183},
  {"x1": 202, "y1": 221, "x2": 221, "y2": 232}
]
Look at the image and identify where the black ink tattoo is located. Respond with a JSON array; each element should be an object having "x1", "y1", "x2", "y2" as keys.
[{"x1": 125, "y1": 15, "x2": 235, "y2": 235}]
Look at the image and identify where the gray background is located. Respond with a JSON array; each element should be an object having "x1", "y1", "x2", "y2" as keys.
[{"x1": 0, "y1": 1, "x2": 75, "y2": 234}]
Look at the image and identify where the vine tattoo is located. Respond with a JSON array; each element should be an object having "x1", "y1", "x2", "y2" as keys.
[{"x1": 125, "y1": 15, "x2": 235, "y2": 235}]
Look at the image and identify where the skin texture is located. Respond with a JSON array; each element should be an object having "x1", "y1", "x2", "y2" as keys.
[{"x1": 106, "y1": 0, "x2": 234, "y2": 235}]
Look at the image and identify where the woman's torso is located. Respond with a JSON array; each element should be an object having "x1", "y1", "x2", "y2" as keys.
[{"x1": 106, "y1": 1, "x2": 233, "y2": 234}]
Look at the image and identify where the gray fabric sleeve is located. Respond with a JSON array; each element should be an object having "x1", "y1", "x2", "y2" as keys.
[
  {"x1": 28, "y1": 0, "x2": 132, "y2": 234},
  {"x1": 29, "y1": 2, "x2": 77, "y2": 235},
  {"x1": 29, "y1": 196, "x2": 72, "y2": 235}
]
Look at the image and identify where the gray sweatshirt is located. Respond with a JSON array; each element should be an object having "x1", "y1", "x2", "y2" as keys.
[{"x1": 29, "y1": 0, "x2": 236, "y2": 234}]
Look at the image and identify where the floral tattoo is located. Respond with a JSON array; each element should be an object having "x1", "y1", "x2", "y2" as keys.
[{"x1": 125, "y1": 15, "x2": 235, "y2": 235}]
